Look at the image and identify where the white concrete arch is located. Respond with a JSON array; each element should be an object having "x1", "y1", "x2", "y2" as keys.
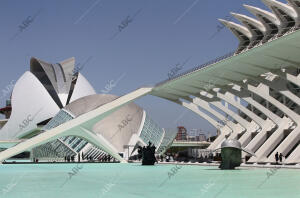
[
  {"x1": 192, "y1": 97, "x2": 236, "y2": 131},
  {"x1": 154, "y1": 87, "x2": 242, "y2": 145},
  {"x1": 182, "y1": 103, "x2": 217, "y2": 128},
  {"x1": 225, "y1": 71, "x2": 300, "y2": 162},
  {"x1": 231, "y1": 12, "x2": 266, "y2": 46},
  {"x1": 196, "y1": 93, "x2": 251, "y2": 140},
  {"x1": 262, "y1": 0, "x2": 297, "y2": 33},
  {"x1": 244, "y1": 4, "x2": 281, "y2": 41},
  {"x1": 207, "y1": 89, "x2": 266, "y2": 149},
  {"x1": 287, "y1": 0, "x2": 300, "y2": 28},
  {"x1": 216, "y1": 87, "x2": 276, "y2": 149},
  {"x1": 216, "y1": 91, "x2": 265, "y2": 127},
  {"x1": 191, "y1": 97, "x2": 244, "y2": 150},
  {"x1": 215, "y1": 76, "x2": 294, "y2": 161},
  {"x1": 229, "y1": 85, "x2": 281, "y2": 125},
  {"x1": 244, "y1": 82, "x2": 299, "y2": 163},
  {"x1": 230, "y1": 70, "x2": 300, "y2": 120},
  {"x1": 194, "y1": 94, "x2": 247, "y2": 150},
  {"x1": 144, "y1": 89, "x2": 234, "y2": 145},
  {"x1": 227, "y1": 82, "x2": 291, "y2": 157},
  {"x1": 218, "y1": 19, "x2": 252, "y2": 53}
]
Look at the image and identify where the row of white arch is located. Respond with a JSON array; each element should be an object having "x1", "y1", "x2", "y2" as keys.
[
  {"x1": 177, "y1": 66, "x2": 300, "y2": 164},
  {"x1": 219, "y1": 0, "x2": 300, "y2": 53}
]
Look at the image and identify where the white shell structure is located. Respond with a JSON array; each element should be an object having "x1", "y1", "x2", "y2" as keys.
[
  {"x1": 0, "y1": 57, "x2": 96, "y2": 140},
  {"x1": 219, "y1": 1, "x2": 300, "y2": 53},
  {"x1": 218, "y1": 19, "x2": 252, "y2": 53}
]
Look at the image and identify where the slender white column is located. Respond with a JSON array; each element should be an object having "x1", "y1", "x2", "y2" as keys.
[
  {"x1": 246, "y1": 83, "x2": 297, "y2": 162},
  {"x1": 191, "y1": 97, "x2": 245, "y2": 149},
  {"x1": 205, "y1": 90, "x2": 261, "y2": 146},
  {"x1": 227, "y1": 87, "x2": 277, "y2": 148},
  {"x1": 180, "y1": 101, "x2": 232, "y2": 150},
  {"x1": 192, "y1": 97, "x2": 237, "y2": 131}
]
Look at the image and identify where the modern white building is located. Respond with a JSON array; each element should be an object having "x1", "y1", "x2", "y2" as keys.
[
  {"x1": 1, "y1": 0, "x2": 300, "y2": 164},
  {"x1": 0, "y1": 57, "x2": 176, "y2": 162}
]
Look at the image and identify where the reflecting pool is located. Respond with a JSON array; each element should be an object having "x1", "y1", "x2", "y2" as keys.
[{"x1": 0, "y1": 163, "x2": 299, "y2": 198}]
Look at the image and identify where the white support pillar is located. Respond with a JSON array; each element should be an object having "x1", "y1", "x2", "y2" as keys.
[
  {"x1": 191, "y1": 97, "x2": 243, "y2": 150},
  {"x1": 204, "y1": 90, "x2": 260, "y2": 144},
  {"x1": 246, "y1": 83, "x2": 297, "y2": 162},
  {"x1": 180, "y1": 101, "x2": 232, "y2": 150}
]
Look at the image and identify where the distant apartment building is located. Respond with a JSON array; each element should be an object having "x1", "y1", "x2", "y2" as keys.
[{"x1": 176, "y1": 126, "x2": 187, "y2": 140}]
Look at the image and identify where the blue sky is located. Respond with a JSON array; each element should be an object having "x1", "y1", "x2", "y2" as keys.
[{"x1": 0, "y1": 0, "x2": 280, "y2": 136}]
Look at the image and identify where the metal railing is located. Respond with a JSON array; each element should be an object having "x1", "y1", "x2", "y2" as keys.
[
  {"x1": 173, "y1": 139, "x2": 210, "y2": 143},
  {"x1": 156, "y1": 50, "x2": 235, "y2": 86},
  {"x1": 155, "y1": 25, "x2": 300, "y2": 88}
]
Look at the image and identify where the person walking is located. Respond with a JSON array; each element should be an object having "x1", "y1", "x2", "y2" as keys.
[
  {"x1": 275, "y1": 152, "x2": 279, "y2": 164},
  {"x1": 279, "y1": 153, "x2": 283, "y2": 163}
]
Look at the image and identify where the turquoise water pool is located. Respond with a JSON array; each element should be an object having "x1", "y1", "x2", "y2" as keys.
[{"x1": 0, "y1": 163, "x2": 299, "y2": 198}]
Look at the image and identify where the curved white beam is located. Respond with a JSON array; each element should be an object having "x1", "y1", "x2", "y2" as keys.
[
  {"x1": 180, "y1": 101, "x2": 234, "y2": 150},
  {"x1": 245, "y1": 82, "x2": 299, "y2": 163},
  {"x1": 192, "y1": 97, "x2": 236, "y2": 131},
  {"x1": 218, "y1": 19, "x2": 252, "y2": 53},
  {"x1": 210, "y1": 90, "x2": 264, "y2": 149},
  {"x1": 263, "y1": 0, "x2": 297, "y2": 17},
  {"x1": 231, "y1": 12, "x2": 266, "y2": 32},
  {"x1": 0, "y1": 87, "x2": 153, "y2": 163},
  {"x1": 216, "y1": 91, "x2": 265, "y2": 127},
  {"x1": 231, "y1": 12, "x2": 266, "y2": 46},
  {"x1": 217, "y1": 77, "x2": 294, "y2": 161},
  {"x1": 218, "y1": 87, "x2": 277, "y2": 148},
  {"x1": 244, "y1": 4, "x2": 281, "y2": 26},
  {"x1": 287, "y1": 0, "x2": 300, "y2": 28},
  {"x1": 229, "y1": 86, "x2": 281, "y2": 125},
  {"x1": 181, "y1": 101, "x2": 222, "y2": 129},
  {"x1": 244, "y1": 4, "x2": 281, "y2": 41},
  {"x1": 262, "y1": 0, "x2": 297, "y2": 33}
]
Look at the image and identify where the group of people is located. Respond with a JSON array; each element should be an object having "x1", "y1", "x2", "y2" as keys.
[
  {"x1": 160, "y1": 154, "x2": 174, "y2": 162},
  {"x1": 275, "y1": 152, "x2": 284, "y2": 163},
  {"x1": 64, "y1": 156, "x2": 75, "y2": 162},
  {"x1": 62, "y1": 153, "x2": 113, "y2": 163}
]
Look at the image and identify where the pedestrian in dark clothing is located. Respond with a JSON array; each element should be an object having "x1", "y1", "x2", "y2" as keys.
[
  {"x1": 279, "y1": 153, "x2": 283, "y2": 163},
  {"x1": 275, "y1": 152, "x2": 279, "y2": 164}
]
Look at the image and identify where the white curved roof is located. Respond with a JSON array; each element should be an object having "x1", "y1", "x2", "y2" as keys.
[
  {"x1": 244, "y1": 4, "x2": 281, "y2": 26},
  {"x1": 0, "y1": 57, "x2": 97, "y2": 141},
  {"x1": 30, "y1": 57, "x2": 76, "y2": 107},
  {"x1": 230, "y1": 12, "x2": 266, "y2": 33},
  {"x1": 0, "y1": 72, "x2": 60, "y2": 140},
  {"x1": 223, "y1": 2, "x2": 300, "y2": 51},
  {"x1": 58, "y1": 57, "x2": 76, "y2": 105},
  {"x1": 218, "y1": 19, "x2": 252, "y2": 52},
  {"x1": 65, "y1": 94, "x2": 145, "y2": 152},
  {"x1": 218, "y1": 19, "x2": 252, "y2": 39},
  {"x1": 69, "y1": 73, "x2": 96, "y2": 103},
  {"x1": 262, "y1": 0, "x2": 297, "y2": 18},
  {"x1": 287, "y1": 0, "x2": 300, "y2": 11},
  {"x1": 287, "y1": 1, "x2": 300, "y2": 25}
]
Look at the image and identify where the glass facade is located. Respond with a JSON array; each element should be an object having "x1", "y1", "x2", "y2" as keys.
[
  {"x1": 139, "y1": 114, "x2": 164, "y2": 148},
  {"x1": 157, "y1": 128, "x2": 177, "y2": 153},
  {"x1": 34, "y1": 109, "x2": 103, "y2": 159},
  {"x1": 42, "y1": 109, "x2": 74, "y2": 131},
  {"x1": 33, "y1": 109, "x2": 168, "y2": 160}
]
